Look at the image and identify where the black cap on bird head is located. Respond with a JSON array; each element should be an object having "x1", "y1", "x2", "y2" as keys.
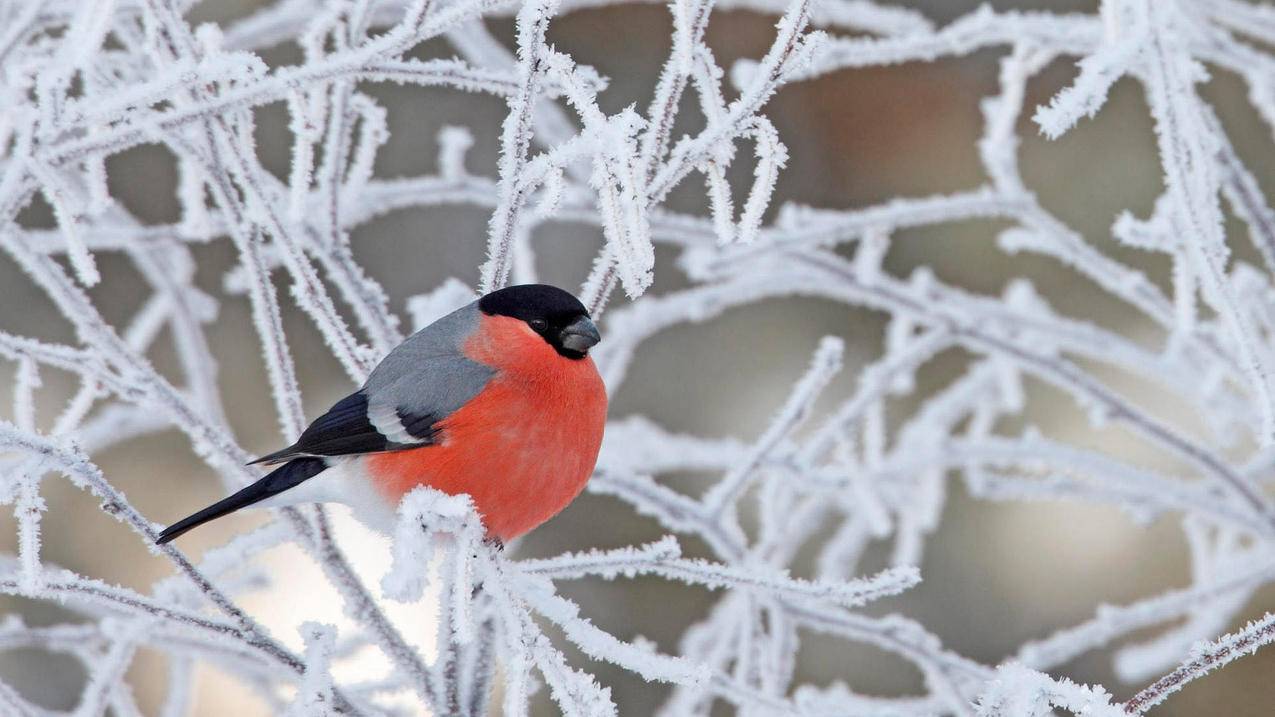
[{"x1": 478, "y1": 284, "x2": 600, "y2": 359}]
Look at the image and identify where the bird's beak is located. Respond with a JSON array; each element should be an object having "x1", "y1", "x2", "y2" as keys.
[{"x1": 559, "y1": 316, "x2": 600, "y2": 353}]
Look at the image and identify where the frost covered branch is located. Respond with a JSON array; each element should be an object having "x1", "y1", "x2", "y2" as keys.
[{"x1": 3, "y1": 0, "x2": 1275, "y2": 714}]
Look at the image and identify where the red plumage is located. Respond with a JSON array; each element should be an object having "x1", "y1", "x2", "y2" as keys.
[{"x1": 366, "y1": 313, "x2": 607, "y2": 541}]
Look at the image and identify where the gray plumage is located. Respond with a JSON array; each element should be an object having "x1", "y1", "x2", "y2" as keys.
[
  {"x1": 362, "y1": 303, "x2": 495, "y2": 444},
  {"x1": 253, "y1": 302, "x2": 494, "y2": 464}
]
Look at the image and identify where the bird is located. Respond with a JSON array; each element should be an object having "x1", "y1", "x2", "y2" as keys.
[{"x1": 156, "y1": 283, "x2": 607, "y2": 546}]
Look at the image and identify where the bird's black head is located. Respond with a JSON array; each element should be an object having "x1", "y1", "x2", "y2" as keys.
[{"x1": 478, "y1": 284, "x2": 600, "y2": 359}]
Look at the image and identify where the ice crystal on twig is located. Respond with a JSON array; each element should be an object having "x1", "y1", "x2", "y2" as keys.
[{"x1": 1, "y1": 0, "x2": 1274, "y2": 714}]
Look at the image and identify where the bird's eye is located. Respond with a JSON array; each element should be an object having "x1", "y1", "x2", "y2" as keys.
[{"x1": 529, "y1": 318, "x2": 548, "y2": 332}]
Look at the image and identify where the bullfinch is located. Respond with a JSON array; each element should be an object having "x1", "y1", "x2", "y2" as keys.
[{"x1": 157, "y1": 284, "x2": 607, "y2": 545}]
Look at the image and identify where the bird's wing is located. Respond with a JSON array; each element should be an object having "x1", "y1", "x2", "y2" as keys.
[{"x1": 252, "y1": 304, "x2": 494, "y2": 465}]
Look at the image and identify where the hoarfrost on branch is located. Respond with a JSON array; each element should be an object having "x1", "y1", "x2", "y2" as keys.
[{"x1": 1, "y1": 0, "x2": 1274, "y2": 714}]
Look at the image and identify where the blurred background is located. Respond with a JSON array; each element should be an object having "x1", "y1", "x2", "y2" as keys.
[{"x1": 3, "y1": 0, "x2": 1274, "y2": 714}]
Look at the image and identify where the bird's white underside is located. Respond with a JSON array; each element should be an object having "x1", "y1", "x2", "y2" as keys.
[{"x1": 255, "y1": 457, "x2": 399, "y2": 534}]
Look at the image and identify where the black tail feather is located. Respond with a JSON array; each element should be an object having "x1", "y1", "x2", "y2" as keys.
[{"x1": 156, "y1": 458, "x2": 327, "y2": 544}]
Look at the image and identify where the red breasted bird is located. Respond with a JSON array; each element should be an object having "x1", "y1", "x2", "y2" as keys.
[{"x1": 157, "y1": 284, "x2": 606, "y2": 545}]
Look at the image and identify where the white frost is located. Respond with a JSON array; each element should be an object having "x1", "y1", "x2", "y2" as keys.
[{"x1": 1, "y1": 0, "x2": 1274, "y2": 715}]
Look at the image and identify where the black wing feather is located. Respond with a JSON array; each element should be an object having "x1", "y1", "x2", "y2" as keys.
[
  {"x1": 250, "y1": 391, "x2": 437, "y2": 465},
  {"x1": 397, "y1": 407, "x2": 442, "y2": 442}
]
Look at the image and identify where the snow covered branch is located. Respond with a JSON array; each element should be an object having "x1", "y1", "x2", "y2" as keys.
[{"x1": 2, "y1": 0, "x2": 1274, "y2": 714}]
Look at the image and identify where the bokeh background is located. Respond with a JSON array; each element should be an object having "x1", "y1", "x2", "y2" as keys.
[{"x1": 3, "y1": 0, "x2": 1274, "y2": 714}]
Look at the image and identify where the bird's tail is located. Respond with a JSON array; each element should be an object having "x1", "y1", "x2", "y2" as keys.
[{"x1": 156, "y1": 457, "x2": 328, "y2": 544}]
